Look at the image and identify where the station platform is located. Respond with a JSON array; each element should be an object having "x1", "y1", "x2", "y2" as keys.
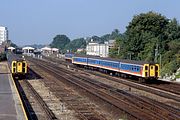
[{"x1": 0, "y1": 62, "x2": 27, "y2": 120}]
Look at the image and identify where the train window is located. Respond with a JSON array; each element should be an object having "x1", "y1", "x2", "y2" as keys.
[
  {"x1": 22, "y1": 68, "x2": 25, "y2": 72},
  {"x1": 113, "y1": 63, "x2": 118, "y2": 68},
  {"x1": 22, "y1": 63, "x2": 25, "y2": 67},
  {"x1": 155, "y1": 72, "x2": 158, "y2": 76},
  {"x1": 123, "y1": 65, "x2": 126, "y2": 70},
  {"x1": 151, "y1": 66, "x2": 153, "y2": 69},
  {"x1": 113, "y1": 63, "x2": 115, "y2": 67},
  {"x1": 116, "y1": 63, "x2": 118, "y2": 67},
  {"x1": 137, "y1": 68, "x2": 139, "y2": 71},
  {"x1": 145, "y1": 66, "x2": 148, "y2": 70},
  {"x1": 155, "y1": 66, "x2": 158, "y2": 70},
  {"x1": 13, "y1": 63, "x2": 16, "y2": 66},
  {"x1": 129, "y1": 65, "x2": 131, "y2": 70},
  {"x1": 122, "y1": 64, "x2": 125, "y2": 69},
  {"x1": 132, "y1": 67, "x2": 133, "y2": 70},
  {"x1": 145, "y1": 72, "x2": 148, "y2": 76}
]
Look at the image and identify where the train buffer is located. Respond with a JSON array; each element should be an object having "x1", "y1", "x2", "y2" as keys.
[{"x1": 0, "y1": 62, "x2": 27, "y2": 120}]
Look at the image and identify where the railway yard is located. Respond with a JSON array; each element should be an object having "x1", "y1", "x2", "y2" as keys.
[
  {"x1": 1, "y1": 55, "x2": 180, "y2": 120},
  {"x1": 2, "y1": 2, "x2": 180, "y2": 120}
]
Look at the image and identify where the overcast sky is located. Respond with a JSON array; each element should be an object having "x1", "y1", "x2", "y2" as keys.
[{"x1": 0, "y1": 0, "x2": 180, "y2": 45}]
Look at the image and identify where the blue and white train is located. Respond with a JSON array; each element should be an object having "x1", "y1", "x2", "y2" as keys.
[{"x1": 65, "y1": 53, "x2": 160, "y2": 80}]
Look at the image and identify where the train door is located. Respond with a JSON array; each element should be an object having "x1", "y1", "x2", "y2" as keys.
[
  {"x1": 149, "y1": 65, "x2": 155, "y2": 77},
  {"x1": 22, "y1": 61, "x2": 27, "y2": 73},
  {"x1": 17, "y1": 62, "x2": 22, "y2": 73},
  {"x1": 143, "y1": 64, "x2": 149, "y2": 77},
  {"x1": 155, "y1": 64, "x2": 160, "y2": 77},
  {"x1": 12, "y1": 61, "x2": 17, "y2": 73}
]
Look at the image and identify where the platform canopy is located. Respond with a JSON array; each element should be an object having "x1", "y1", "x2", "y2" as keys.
[
  {"x1": 41, "y1": 47, "x2": 51, "y2": 51},
  {"x1": 7, "y1": 47, "x2": 15, "y2": 50},
  {"x1": 51, "y1": 48, "x2": 59, "y2": 52},
  {"x1": 22, "y1": 46, "x2": 35, "y2": 50}
]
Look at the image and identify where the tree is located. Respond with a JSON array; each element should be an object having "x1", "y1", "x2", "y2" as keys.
[
  {"x1": 50, "y1": 35, "x2": 70, "y2": 50},
  {"x1": 65, "y1": 38, "x2": 86, "y2": 52},
  {"x1": 108, "y1": 11, "x2": 180, "y2": 77},
  {"x1": 101, "y1": 34, "x2": 111, "y2": 42},
  {"x1": 125, "y1": 11, "x2": 169, "y2": 60},
  {"x1": 111, "y1": 29, "x2": 120, "y2": 39},
  {"x1": 165, "y1": 18, "x2": 180, "y2": 41},
  {"x1": 91, "y1": 36, "x2": 103, "y2": 43},
  {"x1": 109, "y1": 34, "x2": 127, "y2": 58}
]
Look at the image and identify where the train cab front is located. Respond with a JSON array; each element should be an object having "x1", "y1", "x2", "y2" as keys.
[
  {"x1": 143, "y1": 64, "x2": 160, "y2": 81},
  {"x1": 11, "y1": 60, "x2": 28, "y2": 79}
]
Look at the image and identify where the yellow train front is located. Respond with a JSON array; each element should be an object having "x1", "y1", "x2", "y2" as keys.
[
  {"x1": 142, "y1": 64, "x2": 160, "y2": 79},
  {"x1": 7, "y1": 53, "x2": 28, "y2": 78},
  {"x1": 11, "y1": 59, "x2": 27, "y2": 77}
]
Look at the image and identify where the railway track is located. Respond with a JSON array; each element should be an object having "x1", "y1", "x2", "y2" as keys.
[
  {"x1": 146, "y1": 80, "x2": 180, "y2": 95},
  {"x1": 82, "y1": 69, "x2": 180, "y2": 102},
  {"x1": 28, "y1": 61, "x2": 108, "y2": 120},
  {"x1": 39, "y1": 56, "x2": 180, "y2": 102},
  {"x1": 28, "y1": 57, "x2": 180, "y2": 120},
  {"x1": 42, "y1": 56, "x2": 180, "y2": 96},
  {"x1": 42, "y1": 79, "x2": 107, "y2": 120},
  {"x1": 14, "y1": 77, "x2": 57, "y2": 120}
]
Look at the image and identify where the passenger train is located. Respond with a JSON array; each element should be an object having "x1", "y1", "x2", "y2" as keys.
[
  {"x1": 64, "y1": 53, "x2": 75, "y2": 62},
  {"x1": 7, "y1": 52, "x2": 28, "y2": 78},
  {"x1": 65, "y1": 53, "x2": 160, "y2": 81}
]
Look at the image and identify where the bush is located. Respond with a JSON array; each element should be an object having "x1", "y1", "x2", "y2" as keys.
[{"x1": 0, "y1": 53, "x2": 7, "y2": 61}]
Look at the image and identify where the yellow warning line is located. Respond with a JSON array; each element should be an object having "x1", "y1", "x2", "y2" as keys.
[{"x1": 10, "y1": 74, "x2": 28, "y2": 120}]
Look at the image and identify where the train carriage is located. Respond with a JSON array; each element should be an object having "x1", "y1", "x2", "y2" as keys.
[
  {"x1": 72, "y1": 55, "x2": 88, "y2": 66},
  {"x1": 88, "y1": 57, "x2": 120, "y2": 72},
  {"x1": 71, "y1": 54, "x2": 160, "y2": 80},
  {"x1": 120, "y1": 62, "x2": 143, "y2": 77},
  {"x1": 64, "y1": 53, "x2": 75, "y2": 62}
]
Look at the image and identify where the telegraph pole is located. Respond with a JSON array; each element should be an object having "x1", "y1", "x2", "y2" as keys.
[
  {"x1": 118, "y1": 45, "x2": 120, "y2": 55},
  {"x1": 154, "y1": 44, "x2": 159, "y2": 63}
]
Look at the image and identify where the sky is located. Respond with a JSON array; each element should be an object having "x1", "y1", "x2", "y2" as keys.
[{"x1": 0, "y1": 0, "x2": 180, "y2": 46}]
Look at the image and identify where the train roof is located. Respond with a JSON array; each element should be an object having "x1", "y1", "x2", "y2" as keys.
[
  {"x1": 65, "y1": 53, "x2": 76, "y2": 55},
  {"x1": 7, "y1": 52, "x2": 25, "y2": 61},
  {"x1": 73, "y1": 54, "x2": 154, "y2": 65}
]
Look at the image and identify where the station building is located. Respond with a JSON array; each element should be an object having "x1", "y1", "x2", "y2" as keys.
[
  {"x1": 22, "y1": 46, "x2": 35, "y2": 56},
  {"x1": 51, "y1": 48, "x2": 59, "y2": 54},
  {"x1": 41, "y1": 46, "x2": 59, "y2": 56},
  {"x1": 7, "y1": 46, "x2": 15, "y2": 52}
]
